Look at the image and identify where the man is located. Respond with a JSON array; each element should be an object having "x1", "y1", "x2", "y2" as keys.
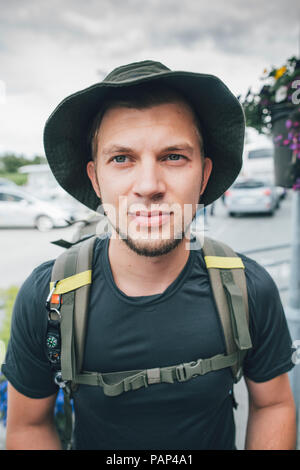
[{"x1": 2, "y1": 60, "x2": 296, "y2": 450}]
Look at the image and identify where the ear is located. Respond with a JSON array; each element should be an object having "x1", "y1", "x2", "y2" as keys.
[
  {"x1": 86, "y1": 160, "x2": 101, "y2": 199},
  {"x1": 200, "y1": 157, "x2": 213, "y2": 195}
]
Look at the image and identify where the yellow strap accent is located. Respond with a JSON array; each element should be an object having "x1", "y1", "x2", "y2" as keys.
[
  {"x1": 204, "y1": 256, "x2": 245, "y2": 269},
  {"x1": 49, "y1": 270, "x2": 92, "y2": 294}
]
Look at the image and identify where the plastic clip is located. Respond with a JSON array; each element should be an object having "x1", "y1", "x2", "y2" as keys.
[{"x1": 46, "y1": 280, "x2": 59, "y2": 311}]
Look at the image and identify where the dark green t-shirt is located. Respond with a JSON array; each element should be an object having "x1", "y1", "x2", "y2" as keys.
[{"x1": 1, "y1": 235, "x2": 295, "y2": 450}]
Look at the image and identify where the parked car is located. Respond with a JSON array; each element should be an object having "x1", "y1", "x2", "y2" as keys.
[
  {"x1": 225, "y1": 178, "x2": 280, "y2": 216},
  {"x1": 0, "y1": 187, "x2": 75, "y2": 231},
  {"x1": 24, "y1": 185, "x2": 93, "y2": 223}
]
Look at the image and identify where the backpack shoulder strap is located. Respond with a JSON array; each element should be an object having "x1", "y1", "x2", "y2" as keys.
[
  {"x1": 202, "y1": 236, "x2": 252, "y2": 382},
  {"x1": 49, "y1": 235, "x2": 97, "y2": 380}
]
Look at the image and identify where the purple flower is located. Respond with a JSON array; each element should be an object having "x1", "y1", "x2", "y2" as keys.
[
  {"x1": 283, "y1": 139, "x2": 290, "y2": 145},
  {"x1": 274, "y1": 135, "x2": 283, "y2": 142},
  {"x1": 286, "y1": 119, "x2": 292, "y2": 129},
  {"x1": 293, "y1": 178, "x2": 300, "y2": 190}
]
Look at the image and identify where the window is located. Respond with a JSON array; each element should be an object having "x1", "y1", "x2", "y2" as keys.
[
  {"x1": 248, "y1": 149, "x2": 274, "y2": 159},
  {"x1": 0, "y1": 193, "x2": 24, "y2": 202},
  {"x1": 233, "y1": 180, "x2": 265, "y2": 189}
]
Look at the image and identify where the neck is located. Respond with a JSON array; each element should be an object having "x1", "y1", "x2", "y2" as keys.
[{"x1": 108, "y1": 233, "x2": 191, "y2": 297}]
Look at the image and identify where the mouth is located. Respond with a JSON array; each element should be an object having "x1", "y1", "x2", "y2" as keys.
[{"x1": 128, "y1": 210, "x2": 173, "y2": 227}]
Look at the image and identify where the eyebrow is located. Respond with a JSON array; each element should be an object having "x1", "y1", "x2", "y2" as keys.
[
  {"x1": 162, "y1": 144, "x2": 194, "y2": 154},
  {"x1": 101, "y1": 143, "x2": 194, "y2": 159},
  {"x1": 101, "y1": 145, "x2": 134, "y2": 158}
]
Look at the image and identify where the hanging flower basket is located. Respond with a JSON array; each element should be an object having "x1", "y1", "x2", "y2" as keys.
[
  {"x1": 271, "y1": 106, "x2": 300, "y2": 187},
  {"x1": 239, "y1": 56, "x2": 300, "y2": 188}
]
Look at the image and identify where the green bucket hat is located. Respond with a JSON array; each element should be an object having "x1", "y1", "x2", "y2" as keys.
[{"x1": 43, "y1": 60, "x2": 245, "y2": 210}]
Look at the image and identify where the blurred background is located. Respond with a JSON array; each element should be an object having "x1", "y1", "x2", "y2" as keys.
[{"x1": 0, "y1": 0, "x2": 300, "y2": 450}]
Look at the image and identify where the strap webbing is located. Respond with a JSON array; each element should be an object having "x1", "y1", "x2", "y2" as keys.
[
  {"x1": 202, "y1": 237, "x2": 251, "y2": 381},
  {"x1": 73, "y1": 237, "x2": 96, "y2": 374},
  {"x1": 60, "y1": 249, "x2": 78, "y2": 382},
  {"x1": 50, "y1": 270, "x2": 92, "y2": 294},
  {"x1": 61, "y1": 387, "x2": 73, "y2": 450},
  {"x1": 50, "y1": 236, "x2": 97, "y2": 378},
  {"x1": 49, "y1": 236, "x2": 97, "y2": 450},
  {"x1": 204, "y1": 256, "x2": 245, "y2": 269},
  {"x1": 222, "y1": 275, "x2": 252, "y2": 351},
  {"x1": 75, "y1": 352, "x2": 239, "y2": 397}
]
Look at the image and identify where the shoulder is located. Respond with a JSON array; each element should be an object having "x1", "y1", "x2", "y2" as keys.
[
  {"x1": 15, "y1": 258, "x2": 55, "y2": 304},
  {"x1": 236, "y1": 253, "x2": 292, "y2": 356},
  {"x1": 237, "y1": 252, "x2": 280, "y2": 306},
  {"x1": 22, "y1": 235, "x2": 107, "y2": 300},
  {"x1": 21, "y1": 235, "x2": 106, "y2": 291},
  {"x1": 22, "y1": 258, "x2": 56, "y2": 306},
  {"x1": 192, "y1": 239, "x2": 277, "y2": 300},
  {"x1": 11, "y1": 259, "x2": 56, "y2": 339},
  {"x1": 195, "y1": 240, "x2": 286, "y2": 341}
]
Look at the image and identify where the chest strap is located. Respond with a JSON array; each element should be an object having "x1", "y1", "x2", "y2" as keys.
[{"x1": 74, "y1": 351, "x2": 238, "y2": 397}]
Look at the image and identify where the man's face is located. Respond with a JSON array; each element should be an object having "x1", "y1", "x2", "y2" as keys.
[{"x1": 87, "y1": 101, "x2": 212, "y2": 257}]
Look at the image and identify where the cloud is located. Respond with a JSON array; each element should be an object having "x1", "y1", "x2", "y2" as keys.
[{"x1": 0, "y1": 0, "x2": 299, "y2": 155}]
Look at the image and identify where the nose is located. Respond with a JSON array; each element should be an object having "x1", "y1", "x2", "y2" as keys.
[{"x1": 131, "y1": 157, "x2": 166, "y2": 200}]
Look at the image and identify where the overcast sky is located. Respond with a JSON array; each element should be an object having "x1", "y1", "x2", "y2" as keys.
[{"x1": 0, "y1": 0, "x2": 299, "y2": 157}]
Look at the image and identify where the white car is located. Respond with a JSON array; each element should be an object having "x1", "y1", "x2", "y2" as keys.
[
  {"x1": 225, "y1": 178, "x2": 280, "y2": 216},
  {"x1": 0, "y1": 187, "x2": 75, "y2": 231}
]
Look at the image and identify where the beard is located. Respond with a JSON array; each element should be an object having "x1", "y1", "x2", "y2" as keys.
[
  {"x1": 114, "y1": 224, "x2": 187, "y2": 257},
  {"x1": 100, "y1": 198, "x2": 198, "y2": 258}
]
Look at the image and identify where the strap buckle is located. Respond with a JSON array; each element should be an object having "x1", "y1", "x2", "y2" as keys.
[
  {"x1": 175, "y1": 359, "x2": 203, "y2": 382},
  {"x1": 46, "y1": 281, "x2": 62, "y2": 320},
  {"x1": 46, "y1": 281, "x2": 59, "y2": 310},
  {"x1": 54, "y1": 371, "x2": 70, "y2": 392}
]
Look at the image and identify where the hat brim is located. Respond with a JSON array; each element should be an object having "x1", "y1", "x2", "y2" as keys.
[{"x1": 43, "y1": 70, "x2": 245, "y2": 210}]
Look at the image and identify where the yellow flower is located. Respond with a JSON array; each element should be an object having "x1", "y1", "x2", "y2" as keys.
[{"x1": 275, "y1": 66, "x2": 287, "y2": 80}]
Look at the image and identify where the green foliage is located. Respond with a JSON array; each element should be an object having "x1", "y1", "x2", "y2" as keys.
[
  {"x1": 0, "y1": 154, "x2": 28, "y2": 173},
  {"x1": 239, "y1": 55, "x2": 300, "y2": 135},
  {"x1": 31, "y1": 156, "x2": 47, "y2": 165},
  {"x1": 0, "y1": 152, "x2": 47, "y2": 174},
  {"x1": 0, "y1": 172, "x2": 28, "y2": 186}
]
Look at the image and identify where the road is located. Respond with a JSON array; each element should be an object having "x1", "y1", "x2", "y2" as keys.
[
  {"x1": 0, "y1": 191, "x2": 297, "y2": 449},
  {"x1": 0, "y1": 224, "x2": 78, "y2": 290}
]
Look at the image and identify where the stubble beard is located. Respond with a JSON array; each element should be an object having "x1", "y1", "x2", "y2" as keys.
[{"x1": 114, "y1": 224, "x2": 187, "y2": 257}]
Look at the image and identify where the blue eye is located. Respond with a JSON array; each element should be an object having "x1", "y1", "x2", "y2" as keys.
[
  {"x1": 165, "y1": 154, "x2": 186, "y2": 161},
  {"x1": 112, "y1": 155, "x2": 128, "y2": 163}
]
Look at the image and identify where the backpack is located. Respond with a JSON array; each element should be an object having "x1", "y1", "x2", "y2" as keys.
[{"x1": 45, "y1": 234, "x2": 252, "y2": 449}]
